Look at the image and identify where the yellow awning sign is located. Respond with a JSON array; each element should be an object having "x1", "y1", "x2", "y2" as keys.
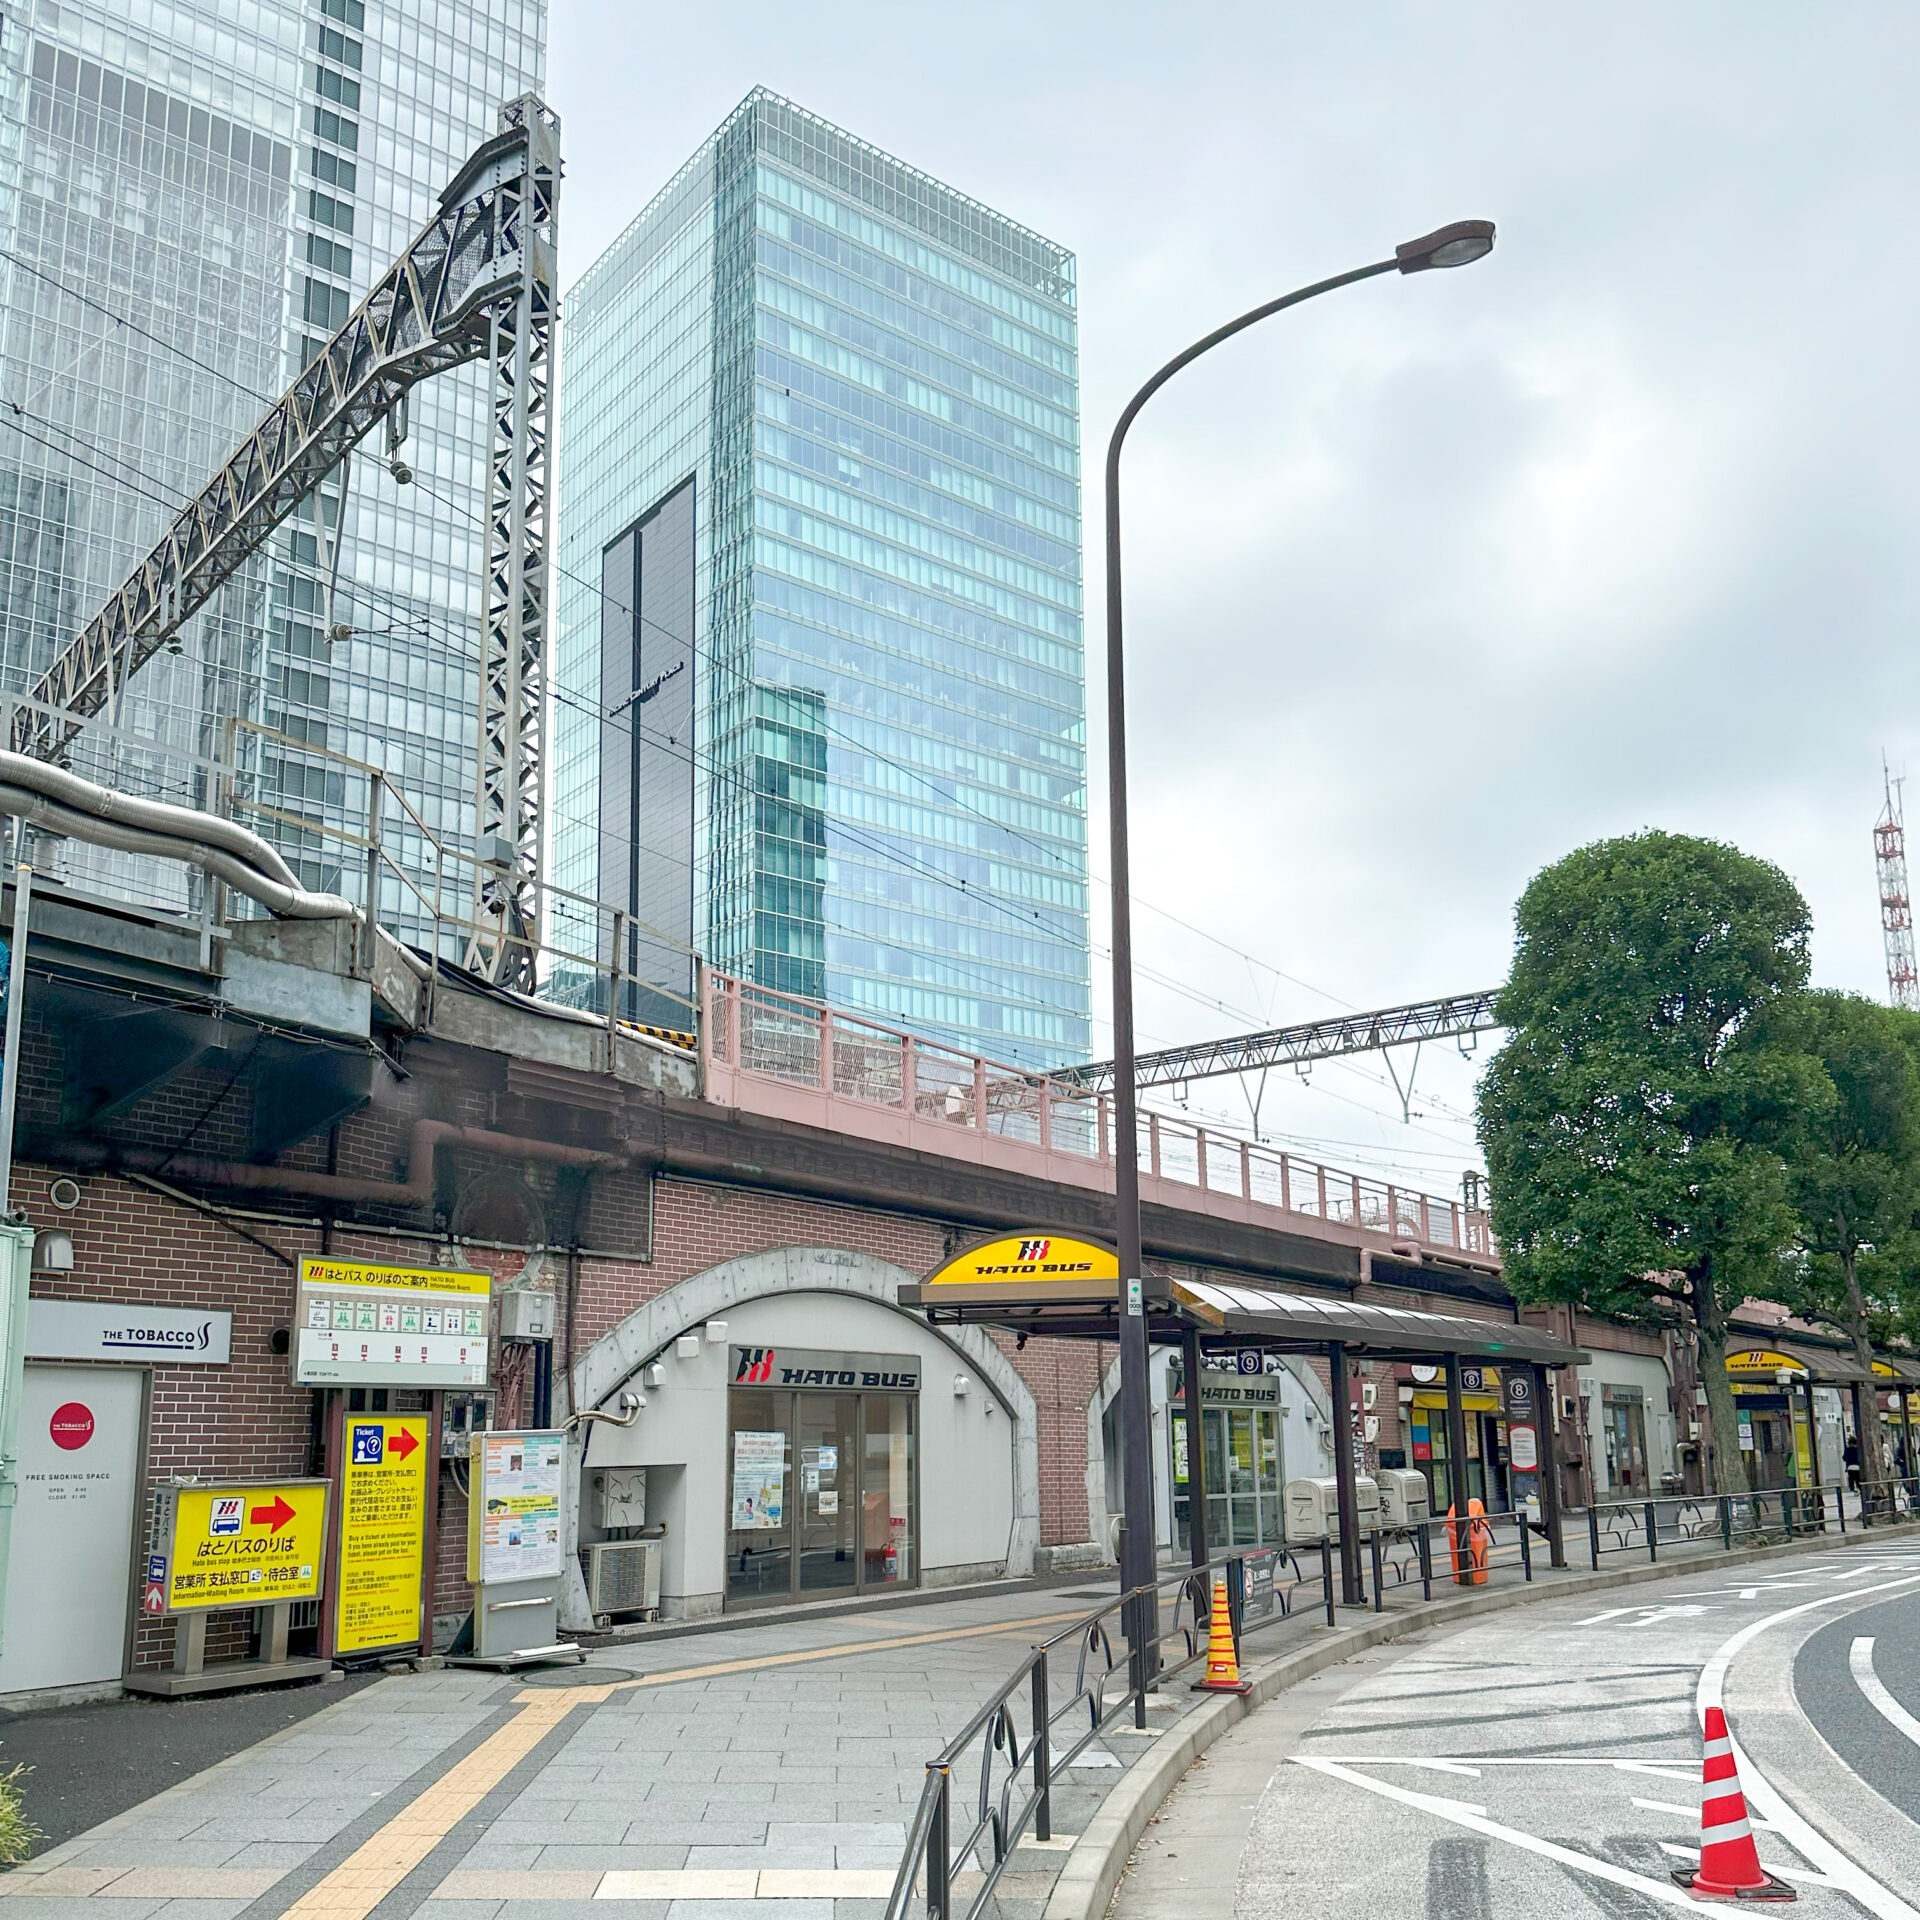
[
  {"x1": 923, "y1": 1233, "x2": 1120, "y2": 1291},
  {"x1": 1726, "y1": 1349, "x2": 1805, "y2": 1377},
  {"x1": 148, "y1": 1481, "x2": 329, "y2": 1614}
]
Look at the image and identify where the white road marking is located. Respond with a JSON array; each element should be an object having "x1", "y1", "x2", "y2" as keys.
[
  {"x1": 1576, "y1": 1603, "x2": 1714, "y2": 1625},
  {"x1": 1697, "y1": 1570, "x2": 1920, "y2": 1920},
  {"x1": 1292, "y1": 1757, "x2": 1720, "y2": 1912},
  {"x1": 1313, "y1": 1755, "x2": 1696, "y2": 1771},
  {"x1": 1849, "y1": 1636, "x2": 1920, "y2": 1749},
  {"x1": 1630, "y1": 1795, "x2": 1779, "y2": 1832},
  {"x1": 1655, "y1": 1841, "x2": 1834, "y2": 1884}
]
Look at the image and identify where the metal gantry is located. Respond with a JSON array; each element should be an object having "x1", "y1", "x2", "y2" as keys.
[
  {"x1": 17, "y1": 95, "x2": 560, "y2": 991},
  {"x1": 1058, "y1": 988, "x2": 1505, "y2": 1093}
]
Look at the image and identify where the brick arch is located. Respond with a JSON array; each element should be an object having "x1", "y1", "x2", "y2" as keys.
[{"x1": 563, "y1": 1245, "x2": 1040, "y2": 1607}]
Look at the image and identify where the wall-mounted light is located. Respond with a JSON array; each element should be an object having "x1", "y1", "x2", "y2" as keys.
[{"x1": 32, "y1": 1228, "x2": 73, "y2": 1272}]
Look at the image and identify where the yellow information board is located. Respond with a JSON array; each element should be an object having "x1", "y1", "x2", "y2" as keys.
[
  {"x1": 335, "y1": 1414, "x2": 431, "y2": 1655},
  {"x1": 295, "y1": 1256, "x2": 492, "y2": 1388},
  {"x1": 153, "y1": 1481, "x2": 328, "y2": 1613}
]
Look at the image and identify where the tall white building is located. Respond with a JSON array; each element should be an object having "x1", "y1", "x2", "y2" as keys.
[{"x1": 0, "y1": 0, "x2": 546, "y2": 899}]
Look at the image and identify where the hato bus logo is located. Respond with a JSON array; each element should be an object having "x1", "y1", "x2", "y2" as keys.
[
  {"x1": 1016, "y1": 1239, "x2": 1052, "y2": 1264},
  {"x1": 733, "y1": 1347, "x2": 776, "y2": 1385}
]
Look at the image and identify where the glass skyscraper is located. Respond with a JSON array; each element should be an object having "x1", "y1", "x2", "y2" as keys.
[
  {"x1": 0, "y1": 0, "x2": 545, "y2": 905},
  {"x1": 557, "y1": 89, "x2": 1090, "y2": 1070}
]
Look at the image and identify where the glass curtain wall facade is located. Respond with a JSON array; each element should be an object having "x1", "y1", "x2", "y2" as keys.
[
  {"x1": 558, "y1": 89, "x2": 1089, "y2": 1070},
  {"x1": 0, "y1": 0, "x2": 545, "y2": 910}
]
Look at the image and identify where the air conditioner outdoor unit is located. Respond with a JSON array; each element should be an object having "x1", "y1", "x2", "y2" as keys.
[{"x1": 583, "y1": 1539, "x2": 661, "y2": 1622}]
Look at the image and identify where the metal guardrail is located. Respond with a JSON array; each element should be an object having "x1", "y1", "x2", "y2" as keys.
[
  {"x1": 1575, "y1": 1479, "x2": 1920, "y2": 1568},
  {"x1": 884, "y1": 1545, "x2": 1329, "y2": 1920},
  {"x1": 890, "y1": 1485, "x2": 1920, "y2": 1916}
]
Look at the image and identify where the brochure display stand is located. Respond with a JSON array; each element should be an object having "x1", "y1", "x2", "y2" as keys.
[{"x1": 449, "y1": 1428, "x2": 580, "y2": 1670}]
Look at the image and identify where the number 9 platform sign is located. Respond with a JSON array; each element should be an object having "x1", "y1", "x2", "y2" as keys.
[{"x1": 149, "y1": 1480, "x2": 330, "y2": 1612}]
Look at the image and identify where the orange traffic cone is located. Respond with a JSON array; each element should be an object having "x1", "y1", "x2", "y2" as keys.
[
  {"x1": 1669, "y1": 1706, "x2": 1795, "y2": 1902},
  {"x1": 1190, "y1": 1575, "x2": 1251, "y2": 1694}
]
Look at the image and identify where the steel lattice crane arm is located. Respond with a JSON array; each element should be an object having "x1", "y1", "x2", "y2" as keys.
[
  {"x1": 13, "y1": 97, "x2": 558, "y2": 778},
  {"x1": 1057, "y1": 988, "x2": 1506, "y2": 1093}
]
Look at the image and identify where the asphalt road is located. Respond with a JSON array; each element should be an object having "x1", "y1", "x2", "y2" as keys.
[
  {"x1": 1796, "y1": 1590, "x2": 1920, "y2": 1828},
  {"x1": 1116, "y1": 1541, "x2": 1920, "y2": 1918},
  {"x1": 0, "y1": 1672, "x2": 377, "y2": 1855}
]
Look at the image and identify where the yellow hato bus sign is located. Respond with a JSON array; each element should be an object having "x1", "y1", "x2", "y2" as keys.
[
  {"x1": 1725, "y1": 1349, "x2": 1806, "y2": 1377},
  {"x1": 920, "y1": 1233, "x2": 1121, "y2": 1303}
]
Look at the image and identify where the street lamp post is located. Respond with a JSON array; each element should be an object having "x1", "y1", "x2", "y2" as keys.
[{"x1": 1104, "y1": 220, "x2": 1496, "y2": 1664}]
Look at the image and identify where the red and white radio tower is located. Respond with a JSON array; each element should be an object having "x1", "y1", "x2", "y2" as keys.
[{"x1": 1875, "y1": 760, "x2": 1919, "y2": 1011}]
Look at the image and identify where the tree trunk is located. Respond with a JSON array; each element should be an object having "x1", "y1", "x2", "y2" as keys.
[
  {"x1": 1694, "y1": 1265, "x2": 1751, "y2": 1498},
  {"x1": 1840, "y1": 1249, "x2": 1888, "y2": 1497}
]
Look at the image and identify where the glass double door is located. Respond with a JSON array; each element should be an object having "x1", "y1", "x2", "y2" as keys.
[
  {"x1": 726, "y1": 1389, "x2": 916, "y2": 1608},
  {"x1": 1174, "y1": 1404, "x2": 1284, "y2": 1550}
]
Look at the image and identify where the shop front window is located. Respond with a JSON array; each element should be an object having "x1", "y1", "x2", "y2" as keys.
[{"x1": 726, "y1": 1380, "x2": 918, "y2": 1609}]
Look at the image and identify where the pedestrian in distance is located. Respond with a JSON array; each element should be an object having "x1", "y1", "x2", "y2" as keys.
[{"x1": 1843, "y1": 1434, "x2": 1861, "y2": 1492}]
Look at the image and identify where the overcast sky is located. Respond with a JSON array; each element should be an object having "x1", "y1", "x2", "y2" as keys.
[{"x1": 548, "y1": 5, "x2": 1920, "y2": 1200}]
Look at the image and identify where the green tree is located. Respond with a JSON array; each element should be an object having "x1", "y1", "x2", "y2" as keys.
[
  {"x1": 1475, "y1": 832, "x2": 1815, "y2": 1496},
  {"x1": 1769, "y1": 990, "x2": 1920, "y2": 1492}
]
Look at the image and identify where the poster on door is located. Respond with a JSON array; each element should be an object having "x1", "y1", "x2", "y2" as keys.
[
  {"x1": 730, "y1": 1430, "x2": 786, "y2": 1529},
  {"x1": 335, "y1": 1415, "x2": 429, "y2": 1654}
]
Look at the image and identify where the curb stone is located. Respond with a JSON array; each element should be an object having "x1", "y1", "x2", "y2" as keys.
[{"x1": 1040, "y1": 1526, "x2": 1908, "y2": 1920}]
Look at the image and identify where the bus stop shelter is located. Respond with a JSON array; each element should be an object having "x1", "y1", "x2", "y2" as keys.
[{"x1": 899, "y1": 1236, "x2": 1589, "y2": 1604}]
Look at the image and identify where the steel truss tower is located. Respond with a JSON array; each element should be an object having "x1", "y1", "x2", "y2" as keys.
[
  {"x1": 1876, "y1": 761, "x2": 1918, "y2": 1012},
  {"x1": 15, "y1": 96, "x2": 560, "y2": 992}
]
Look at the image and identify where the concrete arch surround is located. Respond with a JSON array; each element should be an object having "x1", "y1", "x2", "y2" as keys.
[{"x1": 558, "y1": 1246, "x2": 1039, "y2": 1628}]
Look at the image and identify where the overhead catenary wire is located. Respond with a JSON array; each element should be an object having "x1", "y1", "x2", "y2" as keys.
[{"x1": 15, "y1": 271, "x2": 1486, "y2": 1155}]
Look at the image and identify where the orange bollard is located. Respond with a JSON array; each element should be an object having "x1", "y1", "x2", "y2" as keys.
[{"x1": 1466, "y1": 1497, "x2": 1491, "y2": 1583}]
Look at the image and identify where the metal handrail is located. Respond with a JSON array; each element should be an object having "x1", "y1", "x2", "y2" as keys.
[{"x1": 886, "y1": 1546, "x2": 1320, "y2": 1920}]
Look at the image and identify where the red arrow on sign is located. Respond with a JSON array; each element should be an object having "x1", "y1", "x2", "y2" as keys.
[
  {"x1": 249, "y1": 1495, "x2": 296, "y2": 1533},
  {"x1": 389, "y1": 1426, "x2": 420, "y2": 1461}
]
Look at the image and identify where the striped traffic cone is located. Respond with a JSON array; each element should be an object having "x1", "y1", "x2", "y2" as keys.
[
  {"x1": 1190, "y1": 1575, "x2": 1251, "y2": 1694},
  {"x1": 1669, "y1": 1706, "x2": 1795, "y2": 1901}
]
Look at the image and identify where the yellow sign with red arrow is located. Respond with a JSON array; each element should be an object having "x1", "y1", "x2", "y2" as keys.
[{"x1": 153, "y1": 1480, "x2": 329, "y2": 1613}]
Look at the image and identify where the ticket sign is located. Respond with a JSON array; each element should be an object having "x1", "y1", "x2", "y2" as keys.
[
  {"x1": 334, "y1": 1416, "x2": 430, "y2": 1655},
  {"x1": 152, "y1": 1480, "x2": 328, "y2": 1612},
  {"x1": 467, "y1": 1430, "x2": 564, "y2": 1585},
  {"x1": 295, "y1": 1256, "x2": 491, "y2": 1387}
]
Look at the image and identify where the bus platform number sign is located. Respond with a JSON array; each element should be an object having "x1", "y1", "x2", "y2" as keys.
[{"x1": 151, "y1": 1480, "x2": 330, "y2": 1612}]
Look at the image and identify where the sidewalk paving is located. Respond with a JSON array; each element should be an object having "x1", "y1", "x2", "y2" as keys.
[{"x1": 0, "y1": 1517, "x2": 1900, "y2": 1920}]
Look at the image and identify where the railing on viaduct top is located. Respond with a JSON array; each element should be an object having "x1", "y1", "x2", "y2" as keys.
[{"x1": 700, "y1": 970, "x2": 1493, "y2": 1262}]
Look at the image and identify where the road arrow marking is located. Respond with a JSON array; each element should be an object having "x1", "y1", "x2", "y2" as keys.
[{"x1": 1292, "y1": 1757, "x2": 1717, "y2": 1911}]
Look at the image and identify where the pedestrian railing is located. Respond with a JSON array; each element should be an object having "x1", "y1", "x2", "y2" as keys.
[
  {"x1": 1571, "y1": 1480, "x2": 1920, "y2": 1570},
  {"x1": 884, "y1": 1546, "x2": 1322, "y2": 1920}
]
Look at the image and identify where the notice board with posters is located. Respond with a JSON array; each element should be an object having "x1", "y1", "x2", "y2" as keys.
[
  {"x1": 294, "y1": 1256, "x2": 492, "y2": 1388},
  {"x1": 334, "y1": 1414, "x2": 431, "y2": 1655},
  {"x1": 149, "y1": 1480, "x2": 329, "y2": 1613},
  {"x1": 467, "y1": 1430, "x2": 564, "y2": 1585}
]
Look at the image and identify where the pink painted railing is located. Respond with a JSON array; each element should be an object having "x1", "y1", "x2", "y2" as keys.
[{"x1": 701, "y1": 970, "x2": 1494, "y2": 1262}]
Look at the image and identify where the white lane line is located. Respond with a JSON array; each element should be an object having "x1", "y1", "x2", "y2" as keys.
[
  {"x1": 1654, "y1": 1841, "x2": 1835, "y2": 1885},
  {"x1": 1292, "y1": 1757, "x2": 1719, "y2": 1912},
  {"x1": 1850, "y1": 1636, "x2": 1920, "y2": 1749},
  {"x1": 1697, "y1": 1570, "x2": 1920, "y2": 1920},
  {"x1": 1630, "y1": 1795, "x2": 1779, "y2": 1832}
]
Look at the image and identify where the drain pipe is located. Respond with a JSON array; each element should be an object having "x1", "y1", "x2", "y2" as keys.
[{"x1": 100, "y1": 1118, "x2": 621, "y2": 1208}]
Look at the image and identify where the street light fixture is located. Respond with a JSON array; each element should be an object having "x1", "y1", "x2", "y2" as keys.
[{"x1": 1102, "y1": 220, "x2": 1496, "y2": 1663}]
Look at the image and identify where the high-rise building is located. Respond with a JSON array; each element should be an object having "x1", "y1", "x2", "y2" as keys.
[
  {"x1": 0, "y1": 0, "x2": 546, "y2": 905},
  {"x1": 557, "y1": 88, "x2": 1089, "y2": 1069}
]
